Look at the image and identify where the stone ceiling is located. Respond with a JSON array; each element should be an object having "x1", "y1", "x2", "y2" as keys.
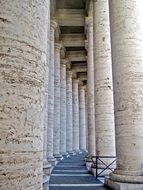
[{"x1": 54, "y1": 0, "x2": 88, "y2": 83}]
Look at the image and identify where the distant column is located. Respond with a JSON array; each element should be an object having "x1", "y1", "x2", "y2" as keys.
[
  {"x1": 66, "y1": 70, "x2": 73, "y2": 153},
  {"x1": 72, "y1": 79, "x2": 80, "y2": 152},
  {"x1": 47, "y1": 20, "x2": 57, "y2": 165},
  {"x1": 60, "y1": 59, "x2": 67, "y2": 156},
  {"x1": 86, "y1": 17, "x2": 96, "y2": 158},
  {"x1": 79, "y1": 85, "x2": 87, "y2": 151},
  {"x1": 53, "y1": 43, "x2": 62, "y2": 160}
]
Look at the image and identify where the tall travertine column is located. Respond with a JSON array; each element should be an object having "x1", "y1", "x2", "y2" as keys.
[
  {"x1": 53, "y1": 43, "x2": 62, "y2": 159},
  {"x1": 43, "y1": 1, "x2": 51, "y2": 189},
  {"x1": 105, "y1": 1, "x2": 143, "y2": 189},
  {"x1": 86, "y1": 17, "x2": 96, "y2": 157},
  {"x1": 93, "y1": 0, "x2": 115, "y2": 159},
  {"x1": 47, "y1": 20, "x2": 57, "y2": 165},
  {"x1": 0, "y1": 1, "x2": 49, "y2": 189},
  {"x1": 72, "y1": 79, "x2": 80, "y2": 152},
  {"x1": 79, "y1": 85, "x2": 87, "y2": 151},
  {"x1": 66, "y1": 70, "x2": 73, "y2": 153},
  {"x1": 60, "y1": 59, "x2": 67, "y2": 155}
]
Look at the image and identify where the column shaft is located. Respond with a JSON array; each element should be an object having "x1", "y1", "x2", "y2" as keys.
[
  {"x1": 0, "y1": 1, "x2": 49, "y2": 189},
  {"x1": 43, "y1": 1, "x2": 51, "y2": 189},
  {"x1": 53, "y1": 43, "x2": 62, "y2": 159},
  {"x1": 72, "y1": 79, "x2": 80, "y2": 152},
  {"x1": 47, "y1": 20, "x2": 57, "y2": 164},
  {"x1": 66, "y1": 71, "x2": 73, "y2": 153},
  {"x1": 79, "y1": 86, "x2": 87, "y2": 151},
  {"x1": 106, "y1": 0, "x2": 143, "y2": 189},
  {"x1": 93, "y1": 0, "x2": 115, "y2": 158},
  {"x1": 60, "y1": 60, "x2": 67, "y2": 155},
  {"x1": 87, "y1": 18, "x2": 96, "y2": 156}
]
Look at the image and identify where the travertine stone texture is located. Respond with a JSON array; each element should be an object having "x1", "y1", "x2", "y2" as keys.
[
  {"x1": 106, "y1": 0, "x2": 143, "y2": 188},
  {"x1": 86, "y1": 17, "x2": 96, "y2": 156},
  {"x1": 66, "y1": 70, "x2": 73, "y2": 153},
  {"x1": 60, "y1": 59, "x2": 67, "y2": 155},
  {"x1": 72, "y1": 79, "x2": 80, "y2": 152},
  {"x1": 0, "y1": 1, "x2": 49, "y2": 189},
  {"x1": 47, "y1": 20, "x2": 57, "y2": 164},
  {"x1": 79, "y1": 85, "x2": 87, "y2": 151},
  {"x1": 53, "y1": 43, "x2": 62, "y2": 159},
  {"x1": 93, "y1": 0, "x2": 115, "y2": 159},
  {"x1": 85, "y1": 91, "x2": 88, "y2": 151},
  {"x1": 43, "y1": 1, "x2": 51, "y2": 189}
]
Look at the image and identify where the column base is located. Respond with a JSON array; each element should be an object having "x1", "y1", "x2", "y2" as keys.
[
  {"x1": 43, "y1": 161, "x2": 51, "y2": 190},
  {"x1": 68, "y1": 151, "x2": 75, "y2": 155},
  {"x1": 61, "y1": 152, "x2": 69, "y2": 157},
  {"x1": 105, "y1": 177, "x2": 143, "y2": 190},
  {"x1": 47, "y1": 157, "x2": 57, "y2": 166},
  {"x1": 54, "y1": 154, "x2": 63, "y2": 161}
]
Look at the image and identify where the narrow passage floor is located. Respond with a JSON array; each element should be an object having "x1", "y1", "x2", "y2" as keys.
[{"x1": 49, "y1": 152, "x2": 110, "y2": 190}]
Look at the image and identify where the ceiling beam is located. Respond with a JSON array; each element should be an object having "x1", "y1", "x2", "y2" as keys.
[
  {"x1": 61, "y1": 34, "x2": 85, "y2": 47},
  {"x1": 57, "y1": 9, "x2": 85, "y2": 26}
]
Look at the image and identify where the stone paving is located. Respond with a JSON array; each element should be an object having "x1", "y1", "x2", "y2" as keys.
[{"x1": 49, "y1": 153, "x2": 110, "y2": 190}]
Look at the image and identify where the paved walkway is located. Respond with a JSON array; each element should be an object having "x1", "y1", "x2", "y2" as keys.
[{"x1": 49, "y1": 152, "x2": 110, "y2": 190}]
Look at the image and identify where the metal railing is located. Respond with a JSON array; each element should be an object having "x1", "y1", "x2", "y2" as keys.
[{"x1": 91, "y1": 156, "x2": 116, "y2": 179}]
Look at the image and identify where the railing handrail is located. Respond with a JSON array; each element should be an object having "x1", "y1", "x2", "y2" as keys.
[{"x1": 91, "y1": 155, "x2": 116, "y2": 179}]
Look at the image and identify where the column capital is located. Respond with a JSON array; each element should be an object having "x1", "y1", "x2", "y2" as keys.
[
  {"x1": 85, "y1": 16, "x2": 93, "y2": 28},
  {"x1": 61, "y1": 58, "x2": 69, "y2": 66},
  {"x1": 67, "y1": 70, "x2": 73, "y2": 76},
  {"x1": 50, "y1": 20, "x2": 58, "y2": 30},
  {"x1": 55, "y1": 42, "x2": 62, "y2": 51},
  {"x1": 85, "y1": 40, "x2": 88, "y2": 50},
  {"x1": 79, "y1": 84, "x2": 86, "y2": 90}
]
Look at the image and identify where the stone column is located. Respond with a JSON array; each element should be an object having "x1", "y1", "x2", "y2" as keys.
[
  {"x1": 86, "y1": 18, "x2": 96, "y2": 158},
  {"x1": 79, "y1": 85, "x2": 87, "y2": 151},
  {"x1": 105, "y1": 1, "x2": 143, "y2": 189},
  {"x1": 53, "y1": 43, "x2": 62, "y2": 160},
  {"x1": 0, "y1": 1, "x2": 49, "y2": 189},
  {"x1": 93, "y1": 0, "x2": 115, "y2": 160},
  {"x1": 60, "y1": 59, "x2": 67, "y2": 156},
  {"x1": 43, "y1": 1, "x2": 51, "y2": 189},
  {"x1": 47, "y1": 20, "x2": 57, "y2": 165},
  {"x1": 72, "y1": 79, "x2": 80, "y2": 152},
  {"x1": 66, "y1": 70, "x2": 73, "y2": 154}
]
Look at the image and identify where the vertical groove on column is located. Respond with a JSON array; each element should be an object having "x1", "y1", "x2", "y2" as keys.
[{"x1": 0, "y1": 1, "x2": 49, "y2": 189}]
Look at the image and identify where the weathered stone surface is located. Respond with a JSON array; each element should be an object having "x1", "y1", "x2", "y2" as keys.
[
  {"x1": 86, "y1": 16, "x2": 96, "y2": 157},
  {"x1": 0, "y1": 0, "x2": 49, "y2": 189},
  {"x1": 60, "y1": 59, "x2": 67, "y2": 155},
  {"x1": 79, "y1": 85, "x2": 86, "y2": 151},
  {"x1": 43, "y1": 0, "x2": 51, "y2": 189},
  {"x1": 53, "y1": 43, "x2": 62, "y2": 159},
  {"x1": 66, "y1": 70, "x2": 73, "y2": 153},
  {"x1": 106, "y1": 0, "x2": 143, "y2": 188},
  {"x1": 47, "y1": 20, "x2": 57, "y2": 164},
  {"x1": 72, "y1": 79, "x2": 80, "y2": 152},
  {"x1": 93, "y1": 0, "x2": 115, "y2": 159}
]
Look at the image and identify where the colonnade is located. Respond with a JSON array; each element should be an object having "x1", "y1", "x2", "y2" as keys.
[{"x1": 1, "y1": 0, "x2": 143, "y2": 190}]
